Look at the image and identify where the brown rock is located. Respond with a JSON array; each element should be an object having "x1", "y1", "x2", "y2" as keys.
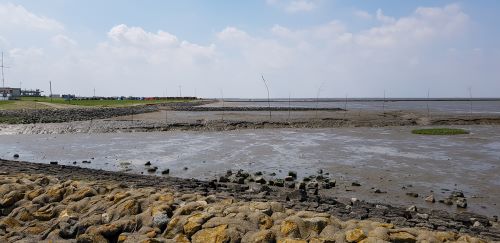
[
  {"x1": 191, "y1": 224, "x2": 229, "y2": 243},
  {"x1": 389, "y1": 232, "x2": 416, "y2": 243},
  {"x1": 280, "y1": 219, "x2": 301, "y2": 238},
  {"x1": 244, "y1": 230, "x2": 275, "y2": 243},
  {"x1": 346, "y1": 228, "x2": 366, "y2": 242}
]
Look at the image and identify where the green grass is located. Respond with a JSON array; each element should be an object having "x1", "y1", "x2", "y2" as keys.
[
  {"x1": 0, "y1": 100, "x2": 52, "y2": 110},
  {"x1": 19, "y1": 96, "x2": 193, "y2": 107},
  {"x1": 411, "y1": 128, "x2": 469, "y2": 135}
]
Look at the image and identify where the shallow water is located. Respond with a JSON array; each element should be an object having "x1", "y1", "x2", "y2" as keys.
[
  {"x1": 1, "y1": 126, "x2": 499, "y2": 216},
  {"x1": 205, "y1": 100, "x2": 500, "y2": 114}
]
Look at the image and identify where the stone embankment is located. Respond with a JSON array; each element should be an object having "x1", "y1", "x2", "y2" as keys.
[
  {"x1": 1, "y1": 160, "x2": 499, "y2": 242},
  {"x1": 0, "y1": 172, "x2": 494, "y2": 243},
  {"x1": 0, "y1": 106, "x2": 159, "y2": 124}
]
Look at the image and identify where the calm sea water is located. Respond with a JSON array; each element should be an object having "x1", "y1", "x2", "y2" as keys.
[{"x1": 206, "y1": 99, "x2": 500, "y2": 114}]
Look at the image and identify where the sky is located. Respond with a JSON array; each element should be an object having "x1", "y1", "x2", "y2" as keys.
[{"x1": 0, "y1": 0, "x2": 499, "y2": 98}]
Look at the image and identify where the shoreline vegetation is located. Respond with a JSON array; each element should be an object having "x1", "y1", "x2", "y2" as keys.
[
  {"x1": 412, "y1": 128, "x2": 470, "y2": 135},
  {"x1": 0, "y1": 159, "x2": 499, "y2": 242}
]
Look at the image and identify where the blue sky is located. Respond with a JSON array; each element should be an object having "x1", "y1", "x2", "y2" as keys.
[{"x1": 0, "y1": 0, "x2": 499, "y2": 97}]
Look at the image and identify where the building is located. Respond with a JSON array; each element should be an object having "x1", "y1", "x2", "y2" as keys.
[
  {"x1": 0, "y1": 87, "x2": 21, "y2": 100},
  {"x1": 21, "y1": 89, "x2": 43, "y2": 97}
]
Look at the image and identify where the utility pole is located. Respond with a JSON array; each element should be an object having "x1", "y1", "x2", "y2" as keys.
[
  {"x1": 1, "y1": 52, "x2": 10, "y2": 88},
  {"x1": 178, "y1": 85, "x2": 182, "y2": 97},
  {"x1": 93, "y1": 88, "x2": 96, "y2": 97},
  {"x1": 49, "y1": 81, "x2": 53, "y2": 102}
]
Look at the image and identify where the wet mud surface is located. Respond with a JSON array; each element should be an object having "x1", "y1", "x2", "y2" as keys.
[{"x1": 1, "y1": 126, "x2": 499, "y2": 218}]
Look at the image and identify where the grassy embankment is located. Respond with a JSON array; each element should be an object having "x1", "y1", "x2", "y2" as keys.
[
  {"x1": 411, "y1": 128, "x2": 469, "y2": 135},
  {"x1": 0, "y1": 97, "x2": 194, "y2": 110}
]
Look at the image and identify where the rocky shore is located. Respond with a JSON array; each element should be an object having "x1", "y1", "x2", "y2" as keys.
[
  {"x1": 0, "y1": 106, "x2": 159, "y2": 124},
  {"x1": 1, "y1": 159, "x2": 499, "y2": 242}
]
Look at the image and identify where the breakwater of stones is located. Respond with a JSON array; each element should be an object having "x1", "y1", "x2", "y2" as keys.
[
  {"x1": 0, "y1": 159, "x2": 499, "y2": 241},
  {"x1": 0, "y1": 106, "x2": 159, "y2": 124}
]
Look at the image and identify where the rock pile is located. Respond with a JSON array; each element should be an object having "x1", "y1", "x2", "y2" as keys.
[
  {"x1": 0, "y1": 106, "x2": 158, "y2": 124},
  {"x1": 0, "y1": 173, "x2": 493, "y2": 243}
]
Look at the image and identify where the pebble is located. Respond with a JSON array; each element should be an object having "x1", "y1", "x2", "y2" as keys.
[
  {"x1": 351, "y1": 182, "x2": 361, "y2": 186},
  {"x1": 456, "y1": 198, "x2": 467, "y2": 208},
  {"x1": 425, "y1": 194, "x2": 435, "y2": 203}
]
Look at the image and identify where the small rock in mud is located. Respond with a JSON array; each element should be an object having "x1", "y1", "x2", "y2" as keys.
[
  {"x1": 13, "y1": 154, "x2": 19, "y2": 159},
  {"x1": 406, "y1": 192, "x2": 419, "y2": 198},
  {"x1": 439, "y1": 198, "x2": 454, "y2": 206},
  {"x1": 145, "y1": 161, "x2": 152, "y2": 166},
  {"x1": 161, "y1": 169, "x2": 170, "y2": 175},
  {"x1": 50, "y1": 161, "x2": 58, "y2": 165},
  {"x1": 352, "y1": 182, "x2": 361, "y2": 187},
  {"x1": 82, "y1": 160, "x2": 91, "y2": 164},
  {"x1": 147, "y1": 167, "x2": 158, "y2": 173},
  {"x1": 456, "y1": 198, "x2": 467, "y2": 208},
  {"x1": 425, "y1": 194, "x2": 435, "y2": 203},
  {"x1": 288, "y1": 171, "x2": 297, "y2": 179}
]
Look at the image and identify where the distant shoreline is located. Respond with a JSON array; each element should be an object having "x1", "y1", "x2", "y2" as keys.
[{"x1": 221, "y1": 98, "x2": 500, "y2": 102}]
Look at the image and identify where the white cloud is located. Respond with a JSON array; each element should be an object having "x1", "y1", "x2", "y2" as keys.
[
  {"x1": 285, "y1": 0, "x2": 317, "y2": 13},
  {"x1": 0, "y1": 3, "x2": 63, "y2": 31},
  {"x1": 51, "y1": 35, "x2": 78, "y2": 49},
  {"x1": 357, "y1": 5, "x2": 469, "y2": 48},
  {"x1": 3, "y1": 3, "x2": 497, "y2": 98},
  {"x1": 354, "y1": 10, "x2": 372, "y2": 20},
  {"x1": 376, "y1": 9, "x2": 396, "y2": 24},
  {"x1": 266, "y1": 0, "x2": 317, "y2": 13}
]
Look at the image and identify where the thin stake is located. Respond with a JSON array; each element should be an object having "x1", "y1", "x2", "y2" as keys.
[
  {"x1": 382, "y1": 89, "x2": 386, "y2": 114},
  {"x1": 468, "y1": 87, "x2": 473, "y2": 117},
  {"x1": 261, "y1": 75, "x2": 272, "y2": 120},
  {"x1": 221, "y1": 89, "x2": 225, "y2": 122},
  {"x1": 344, "y1": 94, "x2": 348, "y2": 118},
  {"x1": 426, "y1": 88, "x2": 430, "y2": 118},
  {"x1": 288, "y1": 92, "x2": 291, "y2": 120},
  {"x1": 315, "y1": 82, "x2": 325, "y2": 119}
]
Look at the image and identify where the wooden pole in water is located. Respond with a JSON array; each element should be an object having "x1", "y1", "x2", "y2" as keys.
[
  {"x1": 344, "y1": 94, "x2": 348, "y2": 118},
  {"x1": 288, "y1": 92, "x2": 291, "y2": 120},
  {"x1": 220, "y1": 89, "x2": 225, "y2": 122},
  {"x1": 426, "y1": 88, "x2": 430, "y2": 118},
  {"x1": 468, "y1": 87, "x2": 473, "y2": 117},
  {"x1": 261, "y1": 75, "x2": 272, "y2": 120},
  {"x1": 315, "y1": 82, "x2": 325, "y2": 119},
  {"x1": 382, "y1": 89, "x2": 386, "y2": 115}
]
